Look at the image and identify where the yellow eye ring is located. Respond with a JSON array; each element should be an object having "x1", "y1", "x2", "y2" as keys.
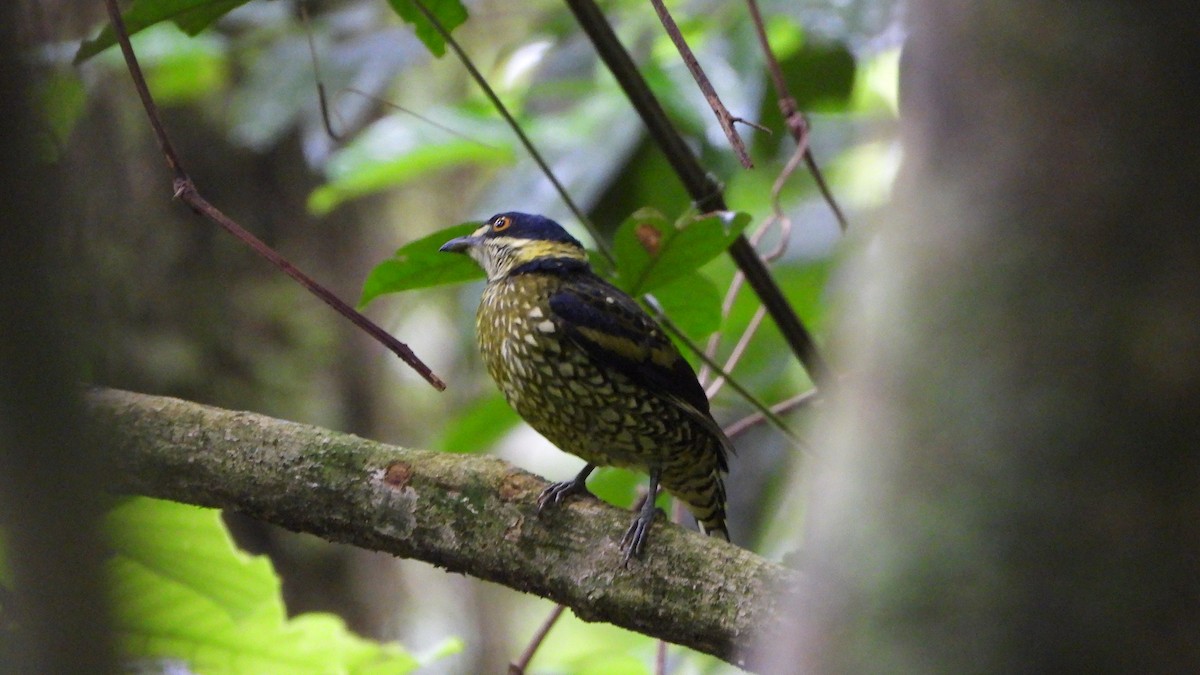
[{"x1": 493, "y1": 215, "x2": 512, "y2": 232}]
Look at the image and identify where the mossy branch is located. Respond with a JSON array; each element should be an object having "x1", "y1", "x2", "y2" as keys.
[{"x1": 87, "y1": 388, "x2": 800, "y2": 671}]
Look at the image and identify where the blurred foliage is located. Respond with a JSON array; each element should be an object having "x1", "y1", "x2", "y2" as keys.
[
  {"x1": 104, "y1": 497, "x2": 443, "y2": 673},
  {"x1": 310, "y1": 120, "x2": 515, "y2": 215},
  {"x1": 76, "y1": 0, "x2": 468, "y2": 62},
  {"x1": 42, "y1": 0, "x2": 902, "y2": 671}
]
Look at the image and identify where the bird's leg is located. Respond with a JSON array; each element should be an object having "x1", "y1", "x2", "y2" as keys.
[
  {"x1": 620, "y1": 467, "x2": 662, "y2": 566},
  {"x1": 537, "y1": 463, "x2": 596, "y2": 513}
]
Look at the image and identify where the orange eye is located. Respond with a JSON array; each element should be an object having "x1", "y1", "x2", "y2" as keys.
[{"x1": 492, "y1": 215, "x2": 512, "y2": 232}]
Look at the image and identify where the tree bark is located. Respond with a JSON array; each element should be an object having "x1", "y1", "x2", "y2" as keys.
[
  {"x1": 87, "y1": 387, "x2": 798, "y2": 672},
  {"x1": 785, "y1": 2, "x2": 1200, "y2": 672}
]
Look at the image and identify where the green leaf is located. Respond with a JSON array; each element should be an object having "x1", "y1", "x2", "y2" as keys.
[
  {"x1": 588, "y1": 468, "x2": 641, "y2": 511},
  {"x1": 128, "y1": 23, "x2": 229, "y2": 105},
  {"x1": 433, "y1": 393, "x2": 521, "y2": 454},
  {"x1": 309, "y1": 140, "x2": 514, "y2": 216},
  {"x1": 34, "y1": 72, "x2": 86, "y2": 160},
  {"x1": 360, "y1": 223, "x2": 484, "y2": 307},
  {"x1": 106, "y1": 497, "x2": 432, "y2": 674},
  {"x1": 648, "y1": 272, "x2": 721, "y2": 338},
  {"x1": 611, "y1": 208, "x2": 752, "y2": 295},
  {"x1": 386, "y1": 0, "x2": 469, "y2": 58},
  {"x1": 74, "y1": 0, "x2": 250, "y2": 64}
]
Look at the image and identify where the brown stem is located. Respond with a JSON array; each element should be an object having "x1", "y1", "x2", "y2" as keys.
[
  {"x1": 508, "y1": 604, "x2": 566, "y2": 674},
  {"x1": 102, "y1": 0, "x2": 445, "y2": 391},
  {"x1": 723, "y1": 390, "x2": 819, "y2": 440},
  {"x1": 744, "y1": 0, "x2": 848, "y2": 232},
  {"x1": 647, "y1": 0, "x2": 754, "y2": 168}
]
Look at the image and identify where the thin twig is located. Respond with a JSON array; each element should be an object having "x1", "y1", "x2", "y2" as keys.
[
  {"x1": 649, "y1": 304, "x2": 801, "y2": 444},
  {"x1": 705, "y1": 306, "x2": 765, "y2": 399},
  {"x1": 340, "y1": 88, "x2": 498, "y2": 148},
  {"x1": 647, "y1": 0, "x2": 753, "y2": 168},
  {"x1": 508, "y1": 604, "x2": 566, "y2": 675},
  {"x1": 175, "y1": 184, "x2": 446, "y2": 389},
  {"x1": 102, "y1": 0, "x2": 446, "y2": 391},
  {"x1": 656, "y1": 619, "x2": 670, "y2": 674},
  {"x1": 299, "y1": 1, "x2": 343, "y2": 141},
  {"x1": 408, "y1": 0, "x2": 611, "y2": 263},
  {"x1": 723, "y1": 389, "x2": 819, "y2": 440},
  {"x1": 703, "y1": 148, "x2": 800, "y2": 398},
  {"x1": 744, "y1": 0, "x2": 848, "y2": 232},
  {"x1": 104, "y1": 0, "x2": 186, "y2": 180}
]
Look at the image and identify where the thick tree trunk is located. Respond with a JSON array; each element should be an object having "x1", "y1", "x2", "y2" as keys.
[
  {"x1": 784, "y1": 2, "x2": 1200, "y2": 672},
  {"x1": 0, "y1": 14, "x2": 115, "y2": 674}
]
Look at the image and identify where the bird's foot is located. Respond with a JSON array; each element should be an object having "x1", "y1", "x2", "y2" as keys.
[
  {"x1": 536, "y1": 478, "x2": 592, "y2": 514},
  {"x1": 619, "y1": 508, "x2": 659, "y2": 567}
]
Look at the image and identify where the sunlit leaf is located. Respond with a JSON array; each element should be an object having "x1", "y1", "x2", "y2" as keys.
[
  {"x1": 386, "y1": 0, "x2": 468, "y2": 58},
  {"x1": 611, "y1": 208, "x2": 751, "y2": 295},
  {"x1": 433, "y1": 393, "x2": 521, "y2": 454},
  {"x1": 75, "y1": 0, "x2": 249, "y2": 64},
  {"x1": 106, "y1": 497, "x2": 432, "y2": 674},
  {"x1": 588, "y1": 467, "x2": 640, "y2": 511},
  {"x1": 360, "y1": 223, "x2": 484, "y2": 306},
  {"x1": 530, "y1": 600, "x2": 656, "y2": 674}
]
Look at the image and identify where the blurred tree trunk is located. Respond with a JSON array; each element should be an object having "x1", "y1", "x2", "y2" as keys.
[
  {"x1": 785, "y1": 1, "x2": 1200, "y2": 672},
  {"x1": 0, "y1": 9, "x2": 115, "y2": 673}
]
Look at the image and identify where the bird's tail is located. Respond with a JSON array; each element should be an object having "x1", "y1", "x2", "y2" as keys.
[{"x1": 668, "y1": 467, "x2": 729, "y2": 542}]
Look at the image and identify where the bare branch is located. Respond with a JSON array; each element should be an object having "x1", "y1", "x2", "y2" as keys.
[
  {"x1": 744, "y1": 0, "x2": 848, "y2": 231},
  {"x1": 89, "y1": 388, "x2": 801, "y2": 672},
  {"x1": 647, "y1": 0, "x2": 754, "y2": 168},
  {"x1": 102, "y1": 0, "x2": 445, "y2": 391},
  {"x1": 508, "y1": 605, "x2": 566, "y2": 674}
]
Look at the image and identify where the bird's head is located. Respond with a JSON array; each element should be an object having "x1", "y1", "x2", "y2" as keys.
[{"x1": 439, "y1": 212, "x2": 587, "y2": 282}]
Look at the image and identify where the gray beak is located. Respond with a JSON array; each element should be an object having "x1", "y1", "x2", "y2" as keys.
[{"x1": 439, "y1": 236, "x2": 479, "y2": 253}]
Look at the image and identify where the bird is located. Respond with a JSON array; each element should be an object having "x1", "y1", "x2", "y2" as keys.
[{"x1": 440, "y1": 211, "x2": 732, "y2": 563}]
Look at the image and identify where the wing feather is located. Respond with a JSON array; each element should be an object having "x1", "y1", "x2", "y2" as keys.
[{"x1": 547, "y1": 275, "x2": 713, "y2": 418}]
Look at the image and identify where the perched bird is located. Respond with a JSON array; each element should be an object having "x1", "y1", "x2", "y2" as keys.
[{"x1": 440, "y1": 212, "x2": 732, "y2": 562}]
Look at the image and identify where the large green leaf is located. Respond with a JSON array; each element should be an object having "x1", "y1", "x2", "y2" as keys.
[
  {"x1": 360, "y1": 222, "x2": 484, "y2": 307},
  {"x1": 611, "y1": 208, "x2": 752, "y2": 295},
  {"x1": 648, "y1": 271, "x2": 722, "y2": 339},
  {"x1": 74, "y1": 0, "x2": 249, "y2": 64},
  {"x1": 386, "y1": 0, "x2": 469, "y2": 58},
  {"x1": 309, "y1": 140, "x2": 513, "y2": 216},
  {"x1": 106, "y1": 497, "x2": 437, "y2": 674}
]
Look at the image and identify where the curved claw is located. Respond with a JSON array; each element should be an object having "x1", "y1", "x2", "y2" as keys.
[
  {"x1": 619, "y1": 511, "x2": 656, "y2": 567},
  {"x1": 619, "y1": 467, "x2": 663, "y2": 567},
  {"x1": 536, "y1": 464, "x2": 596, "y2": 514},
  {"x1": 536, "y1": 479, "x2": 592, "y2": 513}
]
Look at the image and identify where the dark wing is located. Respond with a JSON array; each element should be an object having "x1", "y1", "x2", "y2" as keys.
[{"x1": 547, "y1": 274, "x2": 712, "y2": 416}]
